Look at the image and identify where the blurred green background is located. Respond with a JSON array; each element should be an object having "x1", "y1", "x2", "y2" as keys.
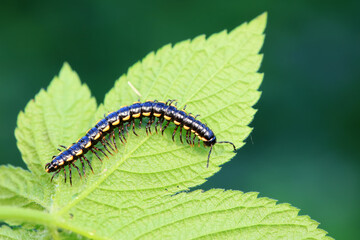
[{"x1": 0, "y1": 1, "x2": 359, "y2": 239}]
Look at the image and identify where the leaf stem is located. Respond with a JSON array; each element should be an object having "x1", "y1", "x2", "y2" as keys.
[{"x1": 0, "y1": 206, "x2": 107, "y2": 240}]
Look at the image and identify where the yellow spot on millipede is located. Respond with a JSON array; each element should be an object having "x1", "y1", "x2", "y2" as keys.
[
  {"x1": 75, "y1": 149, "x2": 83, "y2": 156},
  {"x1": 112, "y1": 119, "x2": 120, "y2": 125},
  {"x1": 103, "y1": 125, "x2": 110, "y2": 132},
  {"x1": 94, "y1": 133, "x2": 101, "y2": 140}
]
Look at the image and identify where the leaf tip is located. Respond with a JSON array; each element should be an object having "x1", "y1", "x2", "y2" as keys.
[
  {"x1": 57, "y1": 61, "x2": 82, "y2": 87},
  {"x1": 248, "y1": 12, "x2": 268, "y2": 34},
  {"x1": 60, "y1": 61, "x2": 72, "y2": 73}
]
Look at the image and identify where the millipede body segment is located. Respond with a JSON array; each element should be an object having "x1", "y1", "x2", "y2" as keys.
[{"x1": 45, "y1": 100, "x2": 236, "y2": 185}]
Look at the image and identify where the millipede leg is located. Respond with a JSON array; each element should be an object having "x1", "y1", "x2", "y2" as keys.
[
  {"x1": 69, "y1": 166, "x2": 72, "y2": 186},
  {"x1": 172, "y1": 125, "x2": 179, "y2": 142},
  {"x1": 151, "y1": 115, "x2": 155, "y2": 125},
  {"x1": 119, "y1": 126, "x2": 126, "y2": 143},
  {"x1": 79, "y1": 157, "x2": 86, "y2": 177},
  {"x1": 57, "y1": 144, "x2": 67, "y2": 152},
  {"x1": 97, "y1": 145, "x2": 109, "y2": 158},
  {"x1": 139, "y1": 118, "x2": 142, "y2": 129},
  {"x1": 179, "y1": 126, "x2": 183, "y2": 144},
  {"x1": 124, "y1": 123, "x2": 130, "y2": 136},
  {"x1": 159, "y1": 118, "x2": 165, "y2": 132},
  {"x1": 72, "y1": 162, "x2": 82, "y2": 180},
  {"x1": 169, "y1": 99, "x2": 176, "y2": 105},
  {"x1": 105, "y1": 137, "x2": 115, "y2": 151},
  {"x1": 198, "y1": 137, "x2": 200, "y2": 147},
  {"x1": 119, "y1": 130, "x2": 127, "y2": 145},
  {"x1": 162, "y1": 120, "x2": 171, "y2": 135},
  {"x1": 188, "y1": 131, "x2": 193, "y2": 145},
  {"x1": 146, "y1": 117, "x2": 153, "y2": 135},
  {"x1": 90, "y1": 148, "x2": 104, "y2": 161},
  {"x1": 145, "y1": 118, "x2": 149, "y2": 136},
  {"x1": 154, "y1": 118, "x2": 161, "y2": 134},
  {"x1": 186, "y1": 130, "x2": 190, "y2": 145},
  {"x1": 111, "y1": 131, "x2": 118, "y2": 152},
  {"x1": 132, "y1": 120, "x2": 138, "y2": 136},
  {"x1": 95, "y1": 145, "x2": 108, "y2": 158},
  {"x1": 51, "y1": 169, "x2": 60, "y2": 182},
  {"x1": 63, "y1": 168, "x2": 67, "y2": 183},
  {"x1": 151, "y1": 116, "x2": 155, "y2": 133},
  {"x1": 123, "y1": 127, "x2": 128, "y2": 141},
  {"x1": 192, "y1": 134, "x2": 197, "y2": 146},
  {"x1": 83, "y1": 156, "x2": 94, "y2": 174},
  {"x1": 100, "y1": 139, "x2": 112, "y2": 154},
  {"x1": 107, "y1": 133, "x2": 114, "y2": 149},
  {"x1": 102, "y1": 137, "x2": 115, "y2": 153}
]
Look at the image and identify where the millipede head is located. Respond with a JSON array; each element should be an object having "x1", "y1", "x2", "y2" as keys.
[
  {"x1": 45, "y1": 162, "x2": 50, "y2": 171},
  {"x1": 45, "y1": 160, "x2": 58, "y2": 173},
  {"x1": 45, "y1": 154, "x2": 67, "y2": 173},
  {"x1": 203, "y1": 136, "x2": 216, "y2": 147}
]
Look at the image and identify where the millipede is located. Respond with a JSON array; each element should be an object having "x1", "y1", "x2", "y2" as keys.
[{"x1": 45, "y1": 100, "x2": 237, "y2": 185}]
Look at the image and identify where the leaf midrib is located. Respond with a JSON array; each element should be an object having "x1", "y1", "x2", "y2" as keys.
[{"x1": 55, "y1": 132, "x2": 152, "y2": 216}]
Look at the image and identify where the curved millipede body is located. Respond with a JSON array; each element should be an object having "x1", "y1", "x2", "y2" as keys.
[{"x1": 45, "y1": 100, "x2": 237, "y2": 185}]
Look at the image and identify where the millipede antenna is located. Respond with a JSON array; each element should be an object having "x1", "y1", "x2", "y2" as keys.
[
  {"x1": 207, "y1": 145, "x2": 214, "y2": 168},
  {"x1": 217, "y1": 141, "x2": 236, "y2": 151}
]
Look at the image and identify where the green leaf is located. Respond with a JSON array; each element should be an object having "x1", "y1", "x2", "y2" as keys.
[
  {"x1": 0, "y1": 13, "x2": 332, "y2": 239},
  {"x1": 0, "y1": 225, "x2": 46, "y2": 240},
  {"x1": 15, "y1": 62, "x2": 96, "y2": 177},
  {"x1": 110, "y1": 190, "x2": 331, "y2": 239},
  {"x1": 0, "y1": 166, "x2": 46, "y2": 209},
  {"x1": 0, "y1": 166, "x2": 47, "y2": 229},
  {"x1": 0, "y1": 191, "x2": 331, "y2": 239},
  {"x1": 9, "y1": 63, "x2": 97, "y2": 229}
]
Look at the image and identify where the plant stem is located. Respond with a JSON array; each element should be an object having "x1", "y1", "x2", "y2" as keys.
[{"x1": 0, "y1": 206, "x2": 107, "y2": 240}]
